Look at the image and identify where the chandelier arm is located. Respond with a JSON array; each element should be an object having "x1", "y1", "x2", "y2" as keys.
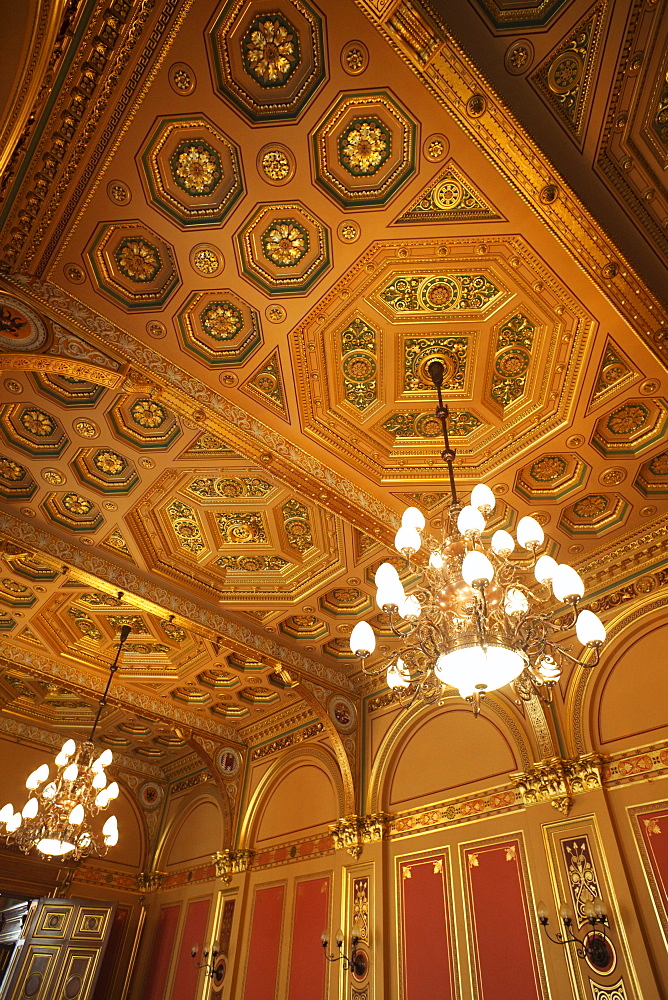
[
  {"x1": 87, "y1": 624, "x2": 132, "y2": 742},
  {"x1": 551, "y1": 643, "x2": 601, "y2": 669}
]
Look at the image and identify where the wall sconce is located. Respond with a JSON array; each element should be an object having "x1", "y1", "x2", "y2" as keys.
[
  {"x1": 536, "y1": 897, "x2": 614, "y2": 971},
  {"x1": 191, "y1": 942, "x2": 224, "y2": 984},
  {"x1": 321, "y1": 927, "x2": 367, "y2": 977}
]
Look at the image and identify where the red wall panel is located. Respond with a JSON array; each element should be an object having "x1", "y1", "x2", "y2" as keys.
[
  {"x1": 464, "y1": 840, "x2": 540, "y2": 1000},
  {"x1": 399, "y1": 853, "x2": 455, "y2": 1000},
  {"x1": 144, "y1": 903, "x2": 181, "y2": 1000},
  {"x1": 243, "y1": 883, "x2": 286, "y2": 1000},
  {"x1": 639, "y1": 807, "x2": 668, "y2": 909},
  {"x1": 170, "y1": 897, "x2": 211, "y2": 1000},
  {"x1": 288, "y1": 876, "x2": 330, "y2": 1000}
]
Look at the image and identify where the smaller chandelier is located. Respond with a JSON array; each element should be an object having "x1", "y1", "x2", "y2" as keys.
[
  {"x1": 0, "y1": 624, "x2": 132, "y2": 859},
  {"x1": 349, "y1": 359, "x2": 606, "y2": 713}
]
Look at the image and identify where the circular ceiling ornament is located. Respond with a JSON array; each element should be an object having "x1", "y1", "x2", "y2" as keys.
[
  {"x1": 64, "y1": 264, "x2": 85, "y2": 284},
  {"x1": 257, "y1": 143, "x2": 295, "y2": 184},
  {"x1": 169, "y1": 62, "x2": 196, "y2": 95},
  {"x1": 146, "y1": 321, "x2": 166, "y2": 339},
  {"x1": 505, "y1": 39, "x2": 534, "y2": 75},
  {"x1": 216, "y1": 746, "x2": 241, "y2": 776},
  {"x1": 106, "y1": 180, "x2": 131, "y2": 205},
  {"x1": 265, "y1": 304, "x2": 287, "y2": 323},
  {"x1": 4, "y1": 379, "x2": 23, "y2": 394},
  {"x1": 341, "y1": 40, "x2": 368, "y2": 76},
  {"x1": 74, "y1": 419, "x2": 99, "y2": 439},
  {"x1": 424, "y1": 134, "x2": 448, "y2": 161},
  {"x1": 328, "y1": 694, "x2": 357, "y2": 733},
  {"x1": 337, "y1": 221, "x2": 360, "y2": 243},
  {"x1": 0, "y1": 295, "x2": 49, "y2": 353},
  {"x1": 139, "y1": 782, "x2": 164, "y2": 809},
  {"x1": 190, "y1": 244, "x2": 224, "y2": 277}
]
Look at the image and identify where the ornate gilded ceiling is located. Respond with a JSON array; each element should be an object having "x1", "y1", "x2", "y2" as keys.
[{"x1": 0, "y1": 0, "x2": 666, "y2": 785}]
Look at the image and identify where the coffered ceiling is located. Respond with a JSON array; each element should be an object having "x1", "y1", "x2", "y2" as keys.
[{"x1": 0, "y1": 0, "x2": 666, "y2": 782}]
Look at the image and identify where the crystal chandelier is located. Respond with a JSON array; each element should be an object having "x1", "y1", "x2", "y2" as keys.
[
  {"x1": 0, "y1": 624, "x2": 132, "y2": 858},
  {"x1": 349, "y1": 360, "x2": 606, "y2": 714}
]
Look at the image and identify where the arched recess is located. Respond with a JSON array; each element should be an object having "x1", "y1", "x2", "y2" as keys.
[
  {"x1": 295, "y1": 679, "x2": 357, "y2": 815},
  {"x1": 155, "y1": 790, "x2": 226, "y2": 871},
  {"x1": 366, "y1": 693, "x2": 534, "y2": 815},
  {"x1": 568, "y1": 593, "x2": 668, "y2": 757},
  {"x1": 240, "y1": 744, "x2": 344, "y2": 851},
  {"x1": 188, "y1": 735, "x2": 234, "y2": 839}
]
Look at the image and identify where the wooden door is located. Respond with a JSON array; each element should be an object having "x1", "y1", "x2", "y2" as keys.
[{"x1": 1, "y1": 897, "x2": 116, "y2": 1000}]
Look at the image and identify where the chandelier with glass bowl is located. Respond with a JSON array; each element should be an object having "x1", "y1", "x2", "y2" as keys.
[
  {"x1": 0, "y1": 624, "x2": 132, "y2": 859},
  {"x1": 349, "y1": 360, "x2": 606, "y2": 714}
]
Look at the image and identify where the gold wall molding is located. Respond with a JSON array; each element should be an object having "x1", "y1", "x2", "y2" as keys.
[
  {"x1": 511, "y1": 753, "x2": 604, "y2": 814},
  {"x1": 329, "y1": 812, "x2": 392, "y2": 858},
  {"x1": 0, "y1": 353, "x2": 123, "y2": 387},
  {"x1": 212, "y1": 849, "x2": 255, "y2": 884}
]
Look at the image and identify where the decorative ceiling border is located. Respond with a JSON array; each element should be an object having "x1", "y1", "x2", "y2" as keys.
[
  {"x1": 353, "y1": 0, "x2": 668, "y2": 357},
  {"x1": 0, "y1": 510, "x2": 356, "y2": 693},
  {"x1": 1, "y1": 273, "x2": 398, "y2": 546}
]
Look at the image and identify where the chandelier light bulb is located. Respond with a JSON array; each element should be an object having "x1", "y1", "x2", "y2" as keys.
[
  {"x1": 69, "y1": 804, "x2": 85, "y2": 826},
  {"x1": 95, "y1": 790, "x2": 110, "y2": 809},
  {"x1": 106, "y1": 782, "x2": 119, "y2": 801},
  {"x1": 376, "y1": 577, "x2": 405, "y2": 610},
  {"x1": 7, "y1": 813, "x2": 22, "y2": 832},
  {"x1": 457, "y1": 504, "x2": 485, "y2": 536},
  {"x1": 92, "y1": 771, "x2": 107, "y2": 790},
  {"x1": 54, "y1": 752, "x2": 70, "y2": 767},
  {"x1": 504, "y1": 588, "x2": 529, "y2": 616},
  {"x1": 401, "y1": 506, "x2": 426, "y2": 532},
  {"x1": 491, "y1": 530, "x2": 514, "y2": 556},
  {"x1": 0, "y1": 803, "x2": 14, "y2": 825},
  {"x1": 462, "y1": 550, "x2": 494, "y2": 588},
  {"x1": 552, "y1": 564, "x2": 585, "y2": 603},
  {"x1": 516, "y1": 516, "x2": 544, "y2": 550},
  {"x1": 96, "y1": 749, "x2": 113, "y2": 769},
  {"x1": 470, "y1": 483, "x2": 496, "y2": 513},
  {"x1": 537, "y1": 655, "x2": 560, "y2": 682},
  {"x1": 22, "y1": 798, "x2": 39, "y2": 820},
  {"x1": 105, "y1": 828, "x2": 119, "y2": 847},
  {"x1": 398, "y1": 595, "x2": 422, "y2": 620},
  {"x1": 102, "y1": 815, "x2": 118, "y2": 836},
  {"x1": 350, "y1": 621, "x2": 376, "y2": 656},
  {"x1": 534, "y1": 554, "x2": 558, "y2": 585},
  {"x1": 43, "y1": 782, "x2": 57, "y2": 800},
  {"x1": 25, "y1": 764, "x2": 49, "y2": 789},
  {"x1": 63, "y1": 763, "x2": 79, "y2": 782},
  {"x1": 387, "y1": 660, "x2": 410, "y2": 689},
  {"x1": 429, "y1": 550, "x2": 444, "y2": 569},
  {"x1": 62, "y1": 739, "x2": 76, "y2": 756},
  {"x1": 575, "y1": 610, "x2": 606, "y2": 646},
  {"x1": 536, "y1": 901, "x2": 548, "y2": 920},
  {"x1": 374, "y1": 562, "x2": 400, "y2": 588},
  {"x1": 394, "y1": 525, "x2": 421, "y2": 555}
]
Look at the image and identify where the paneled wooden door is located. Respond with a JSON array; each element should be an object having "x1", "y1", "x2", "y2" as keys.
[{"x1": 1, "y1": 897, "x2": 116, "y2": 1000}]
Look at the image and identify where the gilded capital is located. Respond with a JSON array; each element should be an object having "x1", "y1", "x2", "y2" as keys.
[
  {"x1": 329, "y1": 812, "x2": 391, "y2": 858},
  {"x1": 511, "y1": 754, "x2": 604, "y2": 815},
  {"x1": 212, "y1": 848, "x2": 255, "y2": 883}
]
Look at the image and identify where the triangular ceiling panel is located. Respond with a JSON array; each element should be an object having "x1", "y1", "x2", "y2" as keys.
[
  {"x1": 531, "y1": 1, "x2": 608, "y2": 142},
  {"x1": 179, "y1": 432, "x2": 239, "y2": 459},
  {"x1": 393, "y1": 161, "x2": 502, "y2": 224},
  {"x1": 588, "y1": 336, "x2": 641, "y2": 411},
  {"x1": 240, "y1": 349, "x2": 289, "y2": 421},
  {"x1": 101, "y1": 528, "x2": 133, "y2": 559}
]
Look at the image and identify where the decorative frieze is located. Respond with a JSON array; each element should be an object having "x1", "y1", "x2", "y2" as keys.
[
  {"x1": 329, "y1": 812, "x2": 391, "y2": 858},
  {"x1": 511, "y1": 754, "x2": 603, "y2": 815},
  {"x1": 212, "y1": 848, "x2": 255, "y2": 884}
]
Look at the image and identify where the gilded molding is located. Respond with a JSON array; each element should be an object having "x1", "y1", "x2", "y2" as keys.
[
  {"x1": 329, "y1": 812, "x2": 391, "y2": 858},
  {"x1": 212, "y1": 848, "x2": 255, "y2": 883},
  {"x1": 511, "y1": 754, "x2": 603, "y2": 815},
  {"x1": 354, "y1": 0, "x2": 668, "y2": 363}
]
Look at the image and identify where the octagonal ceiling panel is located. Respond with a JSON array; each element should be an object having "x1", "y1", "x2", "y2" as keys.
[
  {"x1": 312, "y1": 90, "x2": 418, "y2": 208},
  {"x1": 0, "y1": 403, "x2": 68, "y2": 458},
  {"x1": 208, "y1": 0, "x2": 326, "y2": 122},
  {"x1": 591, "y1": 397, "x2": 668, "y2": 458},
  {"x1": 87, "y1": 221, "x2": 180, "y2": 310},
  {"x1": 140, "y1": 115, "x2": 244, "y2": 226},
  {"x1": 291, "y1": 237, "x2": 595, "y2": 482},
  {"x1": 175, "y1": 288, "x2": 262, "y2": 366},
  {"x1": 236, "y1": 201, "x2": 331, "y2": 295}
]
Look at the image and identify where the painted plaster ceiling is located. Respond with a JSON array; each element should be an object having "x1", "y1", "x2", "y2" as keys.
[{"x1": 0, "y1": 0, "x2": 666, "y2": 780}]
